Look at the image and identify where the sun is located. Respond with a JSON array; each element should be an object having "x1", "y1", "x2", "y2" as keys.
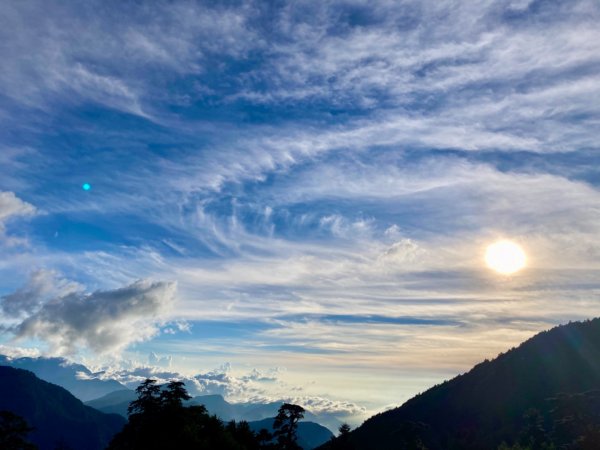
[{"x1": 485, "y1": 240, "x2": 526, "y2": 275}]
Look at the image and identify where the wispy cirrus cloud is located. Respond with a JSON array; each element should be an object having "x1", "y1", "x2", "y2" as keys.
[
  {"x1": 0, "y1": 1, "x2": 256, "y2": 117},
  {"x1": 1, "y1": 0, "x2": 600, "y2": 415}
]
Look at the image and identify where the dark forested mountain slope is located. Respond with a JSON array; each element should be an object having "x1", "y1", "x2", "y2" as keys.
[
  {"x1": 321, "y1": 318, "x2": 600, "y2": 450},
  {"x1": 0, "y1": 366, "x2": 125, "y2": 450}
]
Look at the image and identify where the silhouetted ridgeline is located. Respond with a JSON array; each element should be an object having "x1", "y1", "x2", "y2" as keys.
[
  {"x1": 107, "y1": 380, "x2": 319, "y2": 450},
  {"x1": 0, "y1": 367, "x2": 331, "y2": 450},
  {"x1": 0, "y1": 355, "x2": 127, "y2": 401},
  {"x1": 4, "y1": 318, "x2": 600, "y2": 450},
  {"x1": 0, "y1": 366, "x2": 125, "y2": 450},
  {"x1": 248, "y1": 418, "x2": 333, "y2": 450},
  {"x1": 320, "y1": 318, "x2": 600, "y2": 450},
  {"x1": 86, "y1": 388, "x2": 338, "y2": 439}
]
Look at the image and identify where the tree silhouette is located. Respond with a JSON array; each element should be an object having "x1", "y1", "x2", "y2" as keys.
[
  {"x1": 395, "y1": 421, "x2": 429, "y2": 450},
  {"x1": 518, "y1": 409, "x2": 551, "y2": 450},
  {"x1": 338, "y1": 423, "x2": 351, "y2": 436},
  {"x1": 0, "y1": 411, "x2": 37, "y2": 450},
  {"x1": 160, "y1": 380, "x2": 191, "y2": 409},
  {"x1": 108, "y1": 378, "x2": 269, "y2": 450},
  {"x1": 325, "y1": 423, "x2": 357, "y2": 450},
  {"x1": 255, "y1": 427, "x2": 275, "y2": 449},
  {"x1": 577, "y1": 425, "x2": 600, "y2": 450},
  {"x1": 127, "y1": 378, "x2": 161, "y2": 416},
  {"x1": 52, "y1": 439, "x2": 74, "y2": 450},
  {"x1": 226, "y1": 420, "x2": 266, "y2": 450},
  {"x1": 273, "y1": 403, "x2": 305, "y2": 450}
]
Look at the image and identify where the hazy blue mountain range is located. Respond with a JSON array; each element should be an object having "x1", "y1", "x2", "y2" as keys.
[
  {"x1": 85, "y1": 385, "x2": 333, "y2": 448},
  {"x1": 85, "y1": 390, "x2": 233, "y2": 418},
  {"x1": 248, "y1": 417, "x2": 333, "y2": 450},
  {"x1": 190, "y1": 396, "x2": 336, "y2": 429},
  {"x1": 5, "y1": 319, "x2": 600, "y2": 449},
  {"x1": 320, "y1": 318, "x2": 600, "y2": 449},
  {"x1": 0, "y1": 355, "x2": 127, "y2": 401},
  {"x1": 84, "y1": 388, "x2": 136, "y2": 415},
  {"x1": 0, "y1": 366, "x2": 331, "y2": 450},
  {"x1": 0, "y1": 354, "x2": 343, "y2": 433},
  {"x1": 0, "y1": 366, "x2": 125, "y2": 450},
  {"x1": 86, "y1": 389, "x2": 339, "y2": 434}
]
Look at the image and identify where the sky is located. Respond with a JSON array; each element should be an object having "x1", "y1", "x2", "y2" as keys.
[{"x1": 1, "y1": 0, "x2": 600, "y2": 424}]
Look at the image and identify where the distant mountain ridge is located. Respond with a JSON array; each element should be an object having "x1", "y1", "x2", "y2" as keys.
[
  {"x1": 0, "y1": 366, "x2": 125, "y2": 450},
  {"x1": 320, "y1": 318, "x2": 600, "y2": 449},
  {"x1": 0, "y1": 354, "x2": 344, "y2": 433},
  {"x1": 86, "y1": 386, "x2": 333, "y2": 449},
  {"x1": 85, "y1": 389, "x2": 136, "y2": 416},
  {"x1": 0, "y1": 355, "x2": 127, "y2": 401},
  {"x1": 87, "y1": 389, "x2": 339, "y2": 433},
  {"x1": 248, "y1": 417, "x2": 333, "y2": 450},
  {"x1": 85, "y1": 389, "x2": 338, "y2": 429}
]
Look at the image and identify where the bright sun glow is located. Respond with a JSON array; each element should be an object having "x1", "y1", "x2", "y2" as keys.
[{"x1": 485, "y1": 240, "x2": 526, "y2": 275}]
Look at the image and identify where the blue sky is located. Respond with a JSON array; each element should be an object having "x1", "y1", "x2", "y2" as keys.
[{"x1": 1, "y1": 0, "x2": 600, "y2": 421}]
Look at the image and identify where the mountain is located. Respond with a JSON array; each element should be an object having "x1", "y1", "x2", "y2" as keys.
[
  {"x1": 191, "y1": 396, "x2": 341, "y2": 433},
  {"x1": 236, "y1": 400, "x2": 283, "y2": 421},
  {"x1": 0, "y1": 355, "x2": 127, "y2": 401},
  {"x1": 85, "y1": 389, "x2": 137, "y2": 416},
  {"x1": 86, "y1": 390, "x2": 333, "y2": 450},
  {"x1": 189, "y1": 394, "x2": 239, "y2": 419},
  {"x1": 0, "y1": 366, "x2": 125, "y2": 450},
  {"x1": 88, "y1": 390, "x2": 339, "y2": 433},
  {"x1": 0, "y1": 354, "x2": 342, "y2": 433},
  {"x1": 248, "y1": 417, "x2": 334, "y2": 450},
  {"x1": 320, "y1": 318, "x2": 600, "y2": 449},
  {"x1": 88, "y1": 392, "x2": 243, "y2": 421},
  {"x1": 87, "y1": 391, "x2": 238, "y2": 419}
]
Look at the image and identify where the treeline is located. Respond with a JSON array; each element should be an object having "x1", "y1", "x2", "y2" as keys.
[
  {"x1": 0, "y1": 410, "x2": 37, "y2": 450},
  {"x1": 0, "y1": 378, "x2": 312, "y2": 450},
  {"x1": 496, "y1": 391, "x2": 600, "y2": 450},
  {"x1": 320, "y1": 319, "x2": 600, "y2": 450},
  {"x1": 108, "y1": 378, "x2": 306, "y2": 450},
  {"x1": 6, "y1": 383, "x2": 600, "y2": 450},
  {"x1": 322, "y1": 392, "x2": 600, "y2": 450}
]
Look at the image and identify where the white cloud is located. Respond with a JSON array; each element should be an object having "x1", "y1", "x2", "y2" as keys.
[
  {"x1": 287, "y1": 395, "x2": 366, "y2": 417},
  {"x1": 148, "y1": 351, "x2": 172, "y2": 368},
  {"x1": 1, "y1": 269, "x2": 80, "y2": 318},
  {"x1": 11, "y1": 279, "x2": 176, "y2": 355},
  {"x1": 85, "y1": 360, "x2": 366, "y2": 422},
  {"x1": 1, "y1": 0, "x2": 599, "y2": 416},
  {"x1": 241, "y1": 367, "x2": 283, "y2": 383},
  {"x1": 0, "y1": 344, "x2": 41, "y2": 359},
  {"x1": 0, "y1": 191, "x2": 35, "y2": 221},
  {"x1": 0, "y1": 191, "x2": 36, "y2": 247}
]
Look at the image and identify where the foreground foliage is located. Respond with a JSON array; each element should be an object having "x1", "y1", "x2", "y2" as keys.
[
  {"x1": 0, "y1": 366, "x2": 124, "y2": 450},
  {"x1": 319, "y1": 319, "x2": 600, "y2": 450},
  {"x1": 107, "y1": 379, "x2": 304, "y2": 450},
  {"x1": 0, "y1": 411, "x2": 37, "y2": 450}
]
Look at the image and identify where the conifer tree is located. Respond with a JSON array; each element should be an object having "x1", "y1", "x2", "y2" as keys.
[{"x1": 273, "y1": 403, "x2": 305, "y2": 450}]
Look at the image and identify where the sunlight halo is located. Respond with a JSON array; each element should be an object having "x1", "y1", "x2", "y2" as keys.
[{"x1": 485, "y1": 240, "x2": 526, "y2": 275}]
